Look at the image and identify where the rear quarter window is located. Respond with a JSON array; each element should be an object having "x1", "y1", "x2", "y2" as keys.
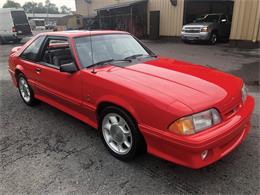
[{"x1": 20, "y1": 36, "x2": 45, "y2": 62}]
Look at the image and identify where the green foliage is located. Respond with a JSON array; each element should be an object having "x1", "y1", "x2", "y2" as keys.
[
  {"x1": 22, "y1": 2, "x2": 37, "y2": 13},
  {"x1": 3, "y1": 0, "x2": 71, "y2": 14},
  {"x1": 2, "y1": 0, "x2": 21, "y2": 8},
  {"x1": 60, "y1": 5, "x2": 71, "y2": 14}
]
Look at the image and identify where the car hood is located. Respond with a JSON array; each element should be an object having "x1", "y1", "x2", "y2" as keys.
[
  {"x1": 103, "y1": 58, "x2": 243, "y2": 113},
  {"x1": 184, "y1": 22, "x2": 213, "y2": 27}
]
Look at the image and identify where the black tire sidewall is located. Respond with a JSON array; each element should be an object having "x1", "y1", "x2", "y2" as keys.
[
  {"x1": 17, "y1": 74, "x2": 37, "y2": 106},
  {"x1": 99, "y1": 106, "x2": 144, "y2": 161},
  {"x1": 210, "y1": 32, "x2": 217, "y2": 45}
]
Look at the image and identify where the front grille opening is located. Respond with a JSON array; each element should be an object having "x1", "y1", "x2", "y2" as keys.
[{"x1": 224, "y1": 103, "x2": 241, "y2": 118}]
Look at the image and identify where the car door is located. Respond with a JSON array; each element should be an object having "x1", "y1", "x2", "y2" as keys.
[
  {"x1": 19, "y1": 35, "x2": 46, "y2": 93},
  {"x1": 36, "y1": 36, "x2": 83, "y2": 112}
]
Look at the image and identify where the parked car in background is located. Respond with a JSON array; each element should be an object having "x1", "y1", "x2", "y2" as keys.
[
  {"x1": 181, "y1": 13, "x2": 231, "y2": 44},
  {"x1": 8, "y1": 31, "x2": 254, "y2": 169},
  {"x1": 45, "y1": 22, "x2": 56, "y2": 30},
  {"x1": 29, "y1": 19, "x2": 46, "y2": 31},
  {"x1": 0, "y1": 8, "x2": 32, "y2": 44}
]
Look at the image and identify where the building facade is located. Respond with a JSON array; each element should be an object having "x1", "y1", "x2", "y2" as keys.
[
  {"x1": 76, "y1": 0, "x2": 260, "y2": 42},
  {"x1": 26, "y1": 13, "x2": 69, "y2": 26}
]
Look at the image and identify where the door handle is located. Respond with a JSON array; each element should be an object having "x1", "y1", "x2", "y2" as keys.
[{"x1": 35, "y1": 67, "x2": 41, "y2": 74}]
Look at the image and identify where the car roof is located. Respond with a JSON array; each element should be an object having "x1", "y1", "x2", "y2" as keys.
[{"x1": 37, "y1": 30, "x2": 129, "y2": 38}]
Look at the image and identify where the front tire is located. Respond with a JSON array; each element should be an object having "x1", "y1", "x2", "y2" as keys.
[
  {"x1": 182, "y1": 39, "x2": 191, "y2": 44},
  {"x1": 209, "y1": 32, "x2": 218, "y2": 45},
  {"x1": 18, "y1": 74, "x2": 38, "y2": 106},
  {"x1": 99, "y1": 106, "x2": 144, "y2": 161}
]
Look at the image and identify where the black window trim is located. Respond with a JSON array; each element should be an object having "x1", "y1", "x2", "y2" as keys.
[
  {"x1": 38, "y1": 35, "x2": 79, "y2": 71},
  {"x1": 19, "y1": 35, "x2": 46, "y2": 63}
]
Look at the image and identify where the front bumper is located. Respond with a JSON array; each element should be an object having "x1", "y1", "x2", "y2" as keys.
[
  {"x1": 139, "y1": 96, "x2": 255, "y2": 169},
  {"x1": 181, "y1": 32, "x2": 210, "y2": 41}
]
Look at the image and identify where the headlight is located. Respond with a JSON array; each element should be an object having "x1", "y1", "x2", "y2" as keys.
[
  {"x1": 168, "y1": 109, "x2": 221, "y2": 135},
  {"x1": 181, "y1": 27, "x2": 185, "y2": 32},
  {"x1": 242, "y1": 83, "x2": 248, "y2": 102},
  {"x1": 201, "y1": 27, "x2": 208, "y2": 32}
]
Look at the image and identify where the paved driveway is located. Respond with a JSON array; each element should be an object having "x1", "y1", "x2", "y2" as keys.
[{"x1": 0, "y1": 39, "x2": 259, "y2": 195}]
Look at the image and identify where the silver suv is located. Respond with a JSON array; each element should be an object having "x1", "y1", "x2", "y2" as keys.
[{"x1": 181, "y1": 13, "x2": 231, "y2": 45}]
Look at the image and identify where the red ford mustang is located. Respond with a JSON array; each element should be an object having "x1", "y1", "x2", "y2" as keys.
[{"x1": 8, "y1": 31, "x2": 254, "y2": 169}]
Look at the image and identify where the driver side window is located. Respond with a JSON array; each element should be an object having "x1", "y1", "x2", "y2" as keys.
[{"x1": 40, "y1": 38, "x2": 73, "y2": 68}]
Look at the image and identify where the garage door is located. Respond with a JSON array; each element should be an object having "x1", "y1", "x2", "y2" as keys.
[{"x1": 183, "y1": 0, "x2": 234, "y2": 25}]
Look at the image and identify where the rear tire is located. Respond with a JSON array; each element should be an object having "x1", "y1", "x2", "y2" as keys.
[
  {"x1": 17, "y1": 73, "x2": 38, "y2": 106},
  {"x1": 99, "y1": 106, "x2": 145, "y2": 161}
]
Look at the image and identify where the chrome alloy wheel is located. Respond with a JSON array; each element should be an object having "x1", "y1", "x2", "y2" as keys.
[
  {"x1": 102, "y1": 113, "x2": 133, "y2": 155},
  {"x1": 19, "y1": 77, "x2": 31, "y2": 103},
  {"x1": 211, "y1": 33, "x2": 217, "y2": 44}
]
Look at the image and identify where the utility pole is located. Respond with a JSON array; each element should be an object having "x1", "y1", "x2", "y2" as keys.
[
  {"x1": 46, "y1": 0, "x2": 50, "y2": 26},
  {"x1": 32, "y1": 0, "x2": 34, "y2": 17}
]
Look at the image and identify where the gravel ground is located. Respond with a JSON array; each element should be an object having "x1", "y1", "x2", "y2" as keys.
[{"x1": 0, "y1": 38, "x2": 259, "y2": 195}]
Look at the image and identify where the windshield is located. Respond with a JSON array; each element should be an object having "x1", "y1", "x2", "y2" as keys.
[
  {"x1": 75, "y1": 34, "x2": 150, "y2": 68},
  {"x1": 194, "y1": 14, "x2": 221, "y2": 23}
]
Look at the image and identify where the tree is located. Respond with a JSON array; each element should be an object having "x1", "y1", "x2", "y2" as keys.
[
  {"x1": 5, "y1": 0, "x2": 65, "y2": 14},
  {"x1": 23, "y1": 2, "x2": 37, "y2": 13},
  {"x1": 22, "y1": 1, "x2": 60, "y2": 14},
  {"x1": 35, "y1": 2, "x2": 47, "y2": 13},
  {"x1": 2, "y1": 0, "x2": 21, "y2": 8},
  {"x1": 45, "y1": 0, "x2": 59, "y2": 14},
  {"x1": 60, "y1": 5, "x2": 71, "y2": 14}
]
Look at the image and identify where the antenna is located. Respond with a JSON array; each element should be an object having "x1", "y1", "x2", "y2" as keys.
[{"x1": 90, "y1": 30, "x2": 96, "y2": 74}]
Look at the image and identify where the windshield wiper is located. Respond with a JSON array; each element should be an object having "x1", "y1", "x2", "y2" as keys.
[
  {"x1": 124, "y1": 54, "x2": 157, "y2": 60},
  {"x1": 88, "y1": 59, "x2": 131, "y2": 68},
  {"x1": 124, "y1": 54, "x2": 144, "y2": 60}
]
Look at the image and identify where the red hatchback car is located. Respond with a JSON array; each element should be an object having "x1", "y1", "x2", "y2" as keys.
[{"x1": 8, "y1": 31, "x2": 254, "y2": 169}]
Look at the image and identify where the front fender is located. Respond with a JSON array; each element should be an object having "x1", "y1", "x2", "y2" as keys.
[
  {"x1": 96, "y1": 95, "x2": 142, "y2": 123},
  {"x1": 9, "y1": 64, "x2": 25, "y2": 87}
]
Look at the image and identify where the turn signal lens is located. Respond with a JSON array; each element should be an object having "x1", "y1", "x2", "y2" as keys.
[
  {"x1": 168, "y1": 109, "x2": 221, "y2": 135},
  {"x1": 168, "y1": 116, "x2": 195, "y2": 135}
]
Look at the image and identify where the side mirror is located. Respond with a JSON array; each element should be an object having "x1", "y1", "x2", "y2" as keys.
[
  {"x1": 221, "y1": 19, "x2": 227, "y2": 23},
  {"x1": 60, "y1": 62, "x2": 78, "y2": 73}
]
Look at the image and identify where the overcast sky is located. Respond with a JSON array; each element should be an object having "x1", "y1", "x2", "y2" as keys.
[{"x1": 0, "y1": 0, "x2": 76, "y2": 11}]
